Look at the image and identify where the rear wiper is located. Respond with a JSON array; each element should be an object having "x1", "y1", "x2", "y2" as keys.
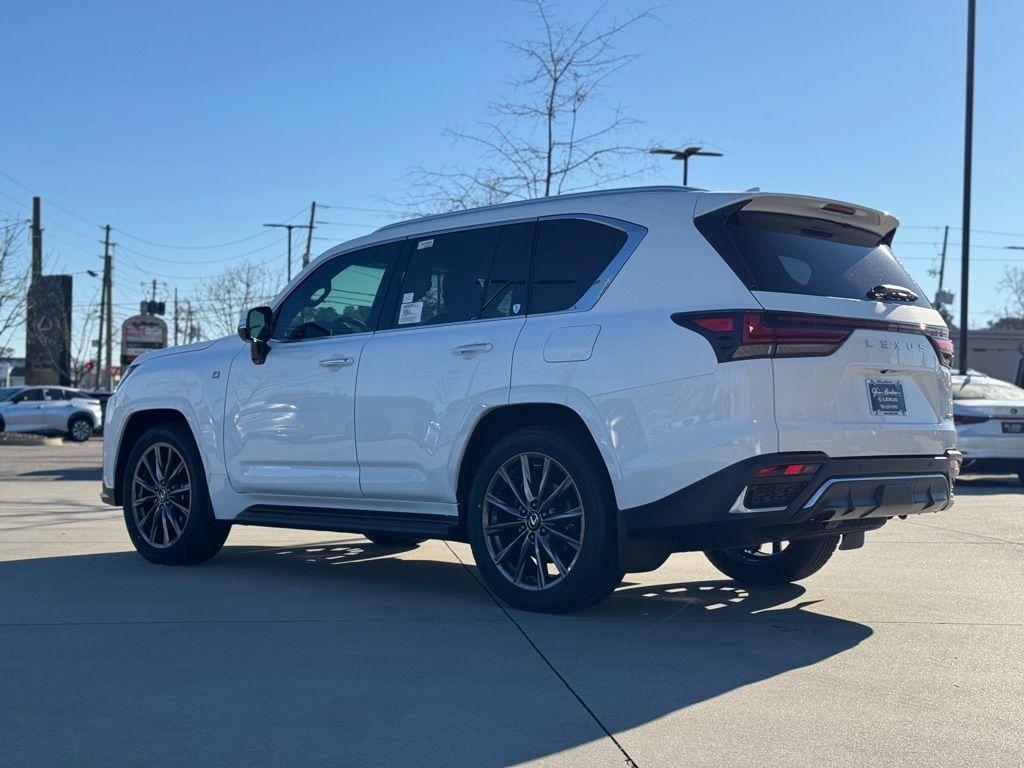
[{"x1": 866, "y1": 284, "x2": 918, "y2": 302}]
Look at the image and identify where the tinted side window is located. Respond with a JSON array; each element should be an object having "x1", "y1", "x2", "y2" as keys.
[
  {"x1": 273, "y1": 242, "x2": 398, "y2": 341},
  {"x1": 17, "y1": 389, "x2": 44, "y2": 402},
  {"x1": 479, "y1": 222, "x2": 532, "y2": 320},
  {"x1": 530, "y1": 219, "x2": 628, "y2": 314},
  {"x1": 395, "y1": 227, "x2": 502, "y2": 327}
]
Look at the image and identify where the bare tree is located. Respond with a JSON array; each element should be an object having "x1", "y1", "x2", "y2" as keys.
[
  {"x1": 398, "y1": 0, "x2": 657, "y2": 213},
  {"x1": 992, "y1": 266, "x2": 1024, "y2": 329},
  {"x1": 191, "y1": 260, "x2": 281, "y2": 339},
  {"x1": 0, "y1": 219, "x2": 30, "y2": 353}
]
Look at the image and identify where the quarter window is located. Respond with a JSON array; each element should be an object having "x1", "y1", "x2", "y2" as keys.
[
  {"x1": 273, "y1": 242, "x2": 399, "y2": 341},
  {"x1": 530, "y1": 219, "x2": 628, "y2": 314}
]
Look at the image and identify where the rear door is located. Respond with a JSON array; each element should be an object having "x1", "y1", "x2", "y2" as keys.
[
  {"x1": 695, "y1": 193, "x2": 954, "y2": 457},
  {"x1": 41, "y1": 388, "x2": 71, "y2": 431},
  {"x1": 356, "y1": 222, "x2": 532, "y2": 503}
]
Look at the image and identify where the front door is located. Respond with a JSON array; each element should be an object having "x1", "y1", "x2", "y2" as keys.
[
  {"x1": 5, "y1": 388, "x2": 46, "y2": 431},
  {"x1": 223, "y1": 240, "x2": 401, "y2": 499},
  {"x1": 356, "y1": 222, "x2": 533, "y2": 503}
]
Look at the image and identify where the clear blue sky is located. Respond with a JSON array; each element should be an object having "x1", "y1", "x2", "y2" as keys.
[{"x1": 2, "y1": 0, "x2": 1022, "y2": 356}]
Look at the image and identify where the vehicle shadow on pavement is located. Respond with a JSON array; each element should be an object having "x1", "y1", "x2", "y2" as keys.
[
  {"x1": 0, "y1": 540, "x2": 873, "y2": 767},
  {"x1": 16, "y1": 466, "x2": 103, "y2": 481}
]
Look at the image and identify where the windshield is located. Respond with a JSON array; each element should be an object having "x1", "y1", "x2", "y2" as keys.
[
  {"x1": 952, "y1": 379, "x2": 1024, "y2": 401},
  {"x1": 0, "y1": 387, "x2": 23, "y2": 401}
]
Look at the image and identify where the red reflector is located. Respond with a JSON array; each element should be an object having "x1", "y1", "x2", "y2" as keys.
[
  {"x1": 953, "y1": 414, "x2": 989, "y2": 425},
  {"x1": 693, "y1": 316, "x2": 735, "y2": 333},
  {"x1": 754, "y1": 463, "x2": 821, "y2": 478}
]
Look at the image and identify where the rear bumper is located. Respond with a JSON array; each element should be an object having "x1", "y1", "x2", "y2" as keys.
[{"x1": 621, "y1": 450, "x2": 961, "y2": 548}]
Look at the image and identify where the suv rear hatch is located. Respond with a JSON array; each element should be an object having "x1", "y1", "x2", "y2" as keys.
[{"x1": 693, "y1": 192, "x2": 955, "y2": 458}]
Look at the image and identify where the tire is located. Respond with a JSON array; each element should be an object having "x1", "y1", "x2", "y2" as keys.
[
  {"x1": 466, "y1": 427, "x2": 623, "y2": 613},
  {"x1": 363, "y1": 533, "x2": 426, "y2": 547},
  {"x1": 67, "y1": 415, "x2": 93, "y2": 442},
  {"x1": 122, "y1": 424, "x2": 230, "y2": 565},
  {"x1": 704, "y1": 535, "x2": 840, "y2": 585}
]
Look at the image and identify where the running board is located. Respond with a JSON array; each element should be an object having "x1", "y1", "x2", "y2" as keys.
[{"x1": 235, "y1": 505, "x2": 462, "y2": 539}]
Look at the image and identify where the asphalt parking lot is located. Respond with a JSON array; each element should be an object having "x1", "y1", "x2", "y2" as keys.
[{"x1": 1, "y1": 439, "x2": 1021, "y2": 767}]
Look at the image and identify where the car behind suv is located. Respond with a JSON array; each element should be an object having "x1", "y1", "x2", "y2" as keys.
[
  {"x1": 101, "y1": 186, "x2": 959, "y2": 612},
  {"x1": 0, "y1": 386, "x2": 102, "y2": 442}
]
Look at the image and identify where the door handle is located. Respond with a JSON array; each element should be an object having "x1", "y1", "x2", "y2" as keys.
[
  {"x1": 319, "y1": 356, "x2": 354, "y2": 369},
  {"x1": 452, "y1": 342, "x2": 493, "y2": 357}
]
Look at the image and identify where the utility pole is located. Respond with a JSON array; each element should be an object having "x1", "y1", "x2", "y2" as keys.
[
  {"x1": 105, "y1": 243, "x2": 114, "y2": 389},
  {"x1": 303, "y1": 201, "x2": 316, "y2": 267},
  {"x1": 933, "y1": 225, "x2": 951, "y2": 311},
  {"x1": 150, "y1": 278, "x2": 157, "y2": 303},
  {"x1": 95, "y1": 226, "x2": 112, "y2": 389},
  {"x1": 959, "y1": 0, "x2": 975, "y2": 375},
  {"x1": 30, "y1": 196, "x2": 42, "y2": 277},
  {"x1": 173, "y1": 287, "x2": 180, "y2": 346},
  {"x1": 264, "y1": 222, "x2": 312, "y2": 282}
]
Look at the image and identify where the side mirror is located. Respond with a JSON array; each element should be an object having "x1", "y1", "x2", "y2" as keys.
[{"x1": 239, "y1": 306, "x2": 274, "y2": 364}]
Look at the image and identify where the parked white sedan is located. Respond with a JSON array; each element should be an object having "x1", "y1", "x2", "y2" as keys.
[{"x1": 952, "y1": 373, "x2": 1024, "y2": 483}]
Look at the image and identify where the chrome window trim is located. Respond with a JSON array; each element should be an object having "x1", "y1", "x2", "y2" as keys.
[{"x1": 532, "y1": 213, "x2": 648, "y2": 315}]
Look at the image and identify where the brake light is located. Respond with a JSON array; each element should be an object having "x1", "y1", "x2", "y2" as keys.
[
  {"x1": 953, "y1": 414, "x2": 989, "y2": 425},
  {"x1": 673, "y1": 310, "x2": 953, "y2": 367}
]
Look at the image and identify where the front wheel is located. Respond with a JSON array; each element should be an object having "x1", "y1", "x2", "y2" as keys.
[
  {"x1": 704, "y1": 535, "x2": 840, "y2": 585},
  {"x1": 122, "y1": 425, "x2": 230, "y2": 565},
  {"x1": 466, "y1": 427, "x2": 623, "y2": 613}
]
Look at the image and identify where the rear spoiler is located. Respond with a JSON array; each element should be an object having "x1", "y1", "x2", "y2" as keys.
[{"x1": 694, "y1": 192, "x2": 900, "y2": 243}]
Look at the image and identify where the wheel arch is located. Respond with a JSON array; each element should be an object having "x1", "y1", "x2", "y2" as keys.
[
  {"x1": 113, "y1": 408, "x2": 199, "y2": 505},
  {"x1": 66, "y1": 410, "x2": 97, "y2": 431},
  {"x1": 455, "y1": 402, "x2": 619, "y2": 532}
]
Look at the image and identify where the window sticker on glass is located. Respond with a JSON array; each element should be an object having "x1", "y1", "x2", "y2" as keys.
[
  {"x1": 398, "y1": 301, "x2": 424, "y2": 325},
  {"x1": 403, "y1": 292, "x2": 415, "y2": 303},
  {"x1": 417, "y1": 239, "x2": 434, "y2": 250}
]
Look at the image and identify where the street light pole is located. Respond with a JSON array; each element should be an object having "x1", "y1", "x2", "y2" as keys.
[
  {"x1": 650, "y1": 145, "x2": 724, "y2": 186},
  {"x1": 959, "y1": 0, "x2": 975, "y2": 375}
]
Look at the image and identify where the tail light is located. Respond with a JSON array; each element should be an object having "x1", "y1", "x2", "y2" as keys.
[
  {"x1": 953, "y1": 414, "x2": 989, "y2": 425},
  {"x1": 673, "y1": 311, "x2": 953, "y2": 367}
]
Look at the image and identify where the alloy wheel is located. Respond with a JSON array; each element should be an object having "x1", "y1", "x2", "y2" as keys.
[
  {"x1": 482, "y1": 452, "x2": 584, "y2": 591},
  {"x1": 131, "y1": 442, "x2": 192, "y2": 548},
  {"x1": 71, "y1": 419, "x2": 91, "y2": 441}
]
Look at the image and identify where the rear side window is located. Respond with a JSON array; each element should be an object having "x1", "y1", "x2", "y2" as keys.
[
  {"x1": 479, "y1": 222, "x2": 532, "y2": 320},
  {"x1": 696, "y1": 206, "x2": 929, "y2": 307},
  {"x1": 530, "y1": 219, "x2": 628, "y2": 314}
]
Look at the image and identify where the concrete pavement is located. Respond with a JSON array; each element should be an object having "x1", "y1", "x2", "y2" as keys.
[{"x1": 1, "y1": 440, "x2": 1021, "y2": 767}]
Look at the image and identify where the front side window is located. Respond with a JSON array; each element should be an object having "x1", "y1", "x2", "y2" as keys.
[
  {"x1": 394, "y1": 226, "x2": 503, "y2": 327},
  {"x1": 14, "y1": 388, "x2": 43, "y2": 403},
  {"x1": 530, "y1": 218, "x2": 628, "y2": 314},
  {"x1": 273, "y1": 242, "x2": 399, "y2": 341}
]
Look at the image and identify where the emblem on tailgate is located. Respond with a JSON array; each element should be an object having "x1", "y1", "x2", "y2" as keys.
[{"x1": 864, "y1": 338, "x2": 927, "y2": 352}]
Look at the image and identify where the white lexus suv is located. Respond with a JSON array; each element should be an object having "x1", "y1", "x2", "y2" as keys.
[{"x1": 101, "y1": 187, "x2": 960, "y2": 613}]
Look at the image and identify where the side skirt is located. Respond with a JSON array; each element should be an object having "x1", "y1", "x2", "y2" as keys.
[{"x1": 234, "y1": 504, "x2": 464, "y2": 540}]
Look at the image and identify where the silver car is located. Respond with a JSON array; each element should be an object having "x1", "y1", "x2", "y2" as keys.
[{"x1": 0, "y1": 386, "x2": 103, "y2": 442}]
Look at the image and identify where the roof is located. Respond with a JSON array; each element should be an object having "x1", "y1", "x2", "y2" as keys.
[{"x1": 373, "y1": 185, "x2": 701, "y2": 234}]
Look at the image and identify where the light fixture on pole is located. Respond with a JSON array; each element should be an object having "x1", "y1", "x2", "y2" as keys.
[{"x1": 650, "y1": 145, "x2": 723, "y2": 185}]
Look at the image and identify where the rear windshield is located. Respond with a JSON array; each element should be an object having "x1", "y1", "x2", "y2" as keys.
[
  {"x1": 952, "y1": 379, "x2": 1024, "y2": 401},
  {"x1": 696, "y1": 206, "x2": 929, "y2": 307}
]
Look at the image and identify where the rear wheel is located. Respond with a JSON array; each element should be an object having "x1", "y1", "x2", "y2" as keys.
[
  {"x1": 122, "y1": 425, "x2": 229, "y2": 565},
  {"x1": 704, "y1": 535, "x2": 839, "y2": 585},
  {"x1": 363, "y1": 533, "x2": 426, "y2": 547},
  {"x1": 67, "y1": 415, "x2": 93, "y2": 442},
  {"x1": 466, "y1": 427, "x2": 623, "y2": 613}
]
